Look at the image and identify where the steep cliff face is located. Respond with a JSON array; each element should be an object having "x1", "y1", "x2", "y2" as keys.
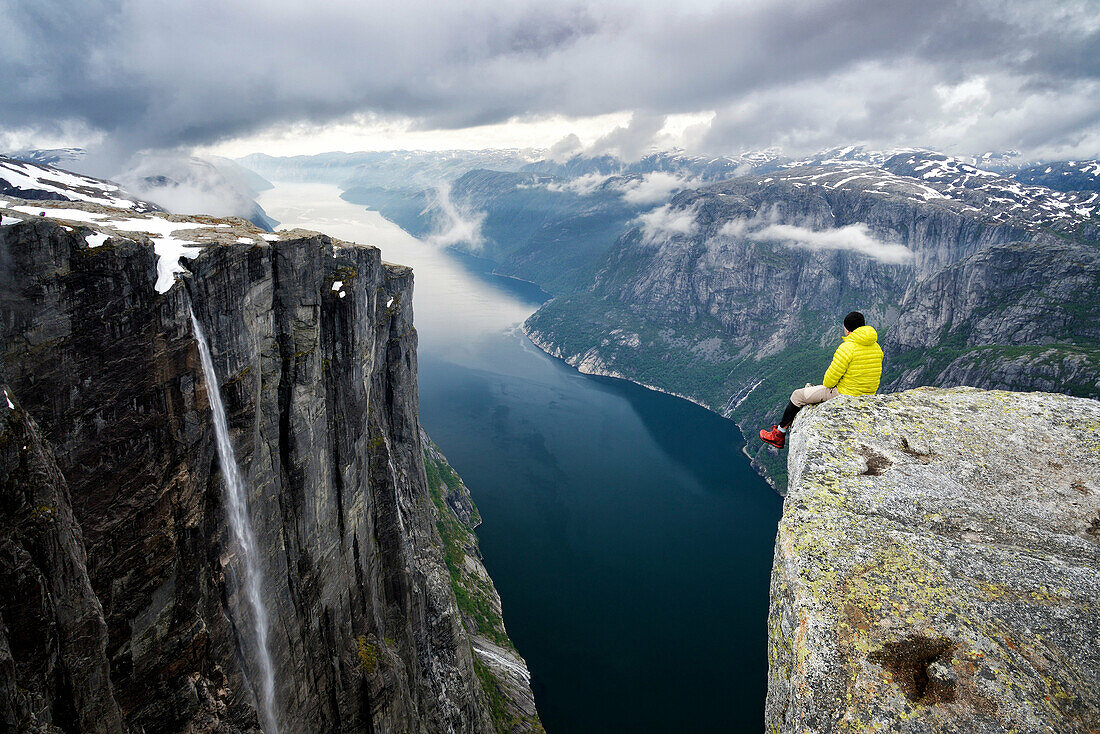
[
  {"x1": 0, "y1": 387, "x2": 123, "y2": 732},
  {"x1": 768, "y1": 388, "x2": 1100, "y2": 732},
  {"x1": 0, "y1": 200, "x2": 537, "y2": 732}
]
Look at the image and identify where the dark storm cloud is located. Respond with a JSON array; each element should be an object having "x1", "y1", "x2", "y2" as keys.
[{"x1": 1, "y1": 0, "x2": 1097, "y2": 159}]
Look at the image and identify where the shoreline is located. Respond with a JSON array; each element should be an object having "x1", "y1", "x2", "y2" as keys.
[
  {"x1": 521, "y1": 322, "x2": 780, "y2": 492},
  {"x1": 327, "y1": 199, "x2": 781, "y2": 492}
]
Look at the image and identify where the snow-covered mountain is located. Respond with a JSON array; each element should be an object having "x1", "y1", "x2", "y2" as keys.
[
  {"x1": 0, "y1": 194, "x2": 277, "y2": 293},
  {"x1": 0, "y1": 156, "x2": 282, "y2": 292},
  {"x1": 0, "y1": 156, "x2": 161, "y2": 212},
  {"x1": 3, "y1": 147, "x2": 87, "y2": 167},
  {"x1": 883, "y1": 152, "x2": 1098, "y2": 232},
  {"x1": 1011, "y1": 160, "x2": 1100, "y2": 193},
  {"x1": 752, "y1": 151, "x2": 1098, "y2": 235}
]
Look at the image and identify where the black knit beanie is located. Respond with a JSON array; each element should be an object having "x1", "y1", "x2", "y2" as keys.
[{"x1": 844, "y1": 311, "x2": 865, "y2": 331}]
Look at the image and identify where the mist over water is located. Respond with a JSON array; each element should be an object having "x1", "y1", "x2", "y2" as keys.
[{"x1": 258, "y1": 183, "x2": 782, "y2": 733}]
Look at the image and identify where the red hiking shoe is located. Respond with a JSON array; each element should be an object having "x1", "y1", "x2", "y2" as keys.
[{"x1": 760, "y1": 425, "x2": 785, "y2": 449}]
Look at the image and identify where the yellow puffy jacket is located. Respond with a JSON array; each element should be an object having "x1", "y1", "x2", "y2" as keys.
[{"x1": 822, "y1": 325, "x2": 884, "y2": 396}]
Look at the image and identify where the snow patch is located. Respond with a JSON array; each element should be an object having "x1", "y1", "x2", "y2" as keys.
[
  {"x1": 0, "y1": 159, "x2": 140, "y2": 209},
  {"x1": 13, "y1": 206, "x2": 226, "y2": 292},
  {"x1": 152, "y1": 235, "x2": 204, "y2": 292},
  {"x1": 85, "y1": 232, "x2": 110, "y2": 248}
]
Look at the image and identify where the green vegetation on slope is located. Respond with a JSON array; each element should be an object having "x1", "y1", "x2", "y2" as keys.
[
  {"x1": 423, "y1": 438, "x2": 545, "y2": 732},
  {"x1": 423, "y1": 445, "x2": 507, "y2": 647}
]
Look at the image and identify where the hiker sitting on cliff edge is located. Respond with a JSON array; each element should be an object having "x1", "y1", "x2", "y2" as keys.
[{"x1": 760, "y1": 311, "x2": 883, "y2": 449}]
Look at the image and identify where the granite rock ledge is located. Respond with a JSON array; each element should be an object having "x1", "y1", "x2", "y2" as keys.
[{"x1": 767, "y1": 387, "x2": 1100, "y2": 733}]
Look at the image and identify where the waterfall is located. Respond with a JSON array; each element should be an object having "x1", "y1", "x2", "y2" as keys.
[{"x1": 190, "y1": 309, "x2": 279, "y2": 734}]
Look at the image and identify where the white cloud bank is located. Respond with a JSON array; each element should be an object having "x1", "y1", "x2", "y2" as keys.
[
  {"x1": 6, "y1": 1, "x2": 1098, "y2": 164},
  {"x1": 718, "y1": 218, "x2": 914, "y2": 264},
  {"x1": 547, "y1": 172, "x2": 614, "y2": 196},
  {"x1": 620, "y1": 172, "x2": 693, "y2": 205},
  {"x1": 546, "y1": 170, "x2": 693, "y2": 204},
  {"x1": 637, "y1": 204, "x2": 699, "y2": 243}
]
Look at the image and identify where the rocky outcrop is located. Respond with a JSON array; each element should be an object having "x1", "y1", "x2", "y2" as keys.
[
  {"x1": 768, "y1": 387, "x2": 1100, "y2": 732},
  {"x1": 0, "y1": 201, "x2": 539, "y2": 732}
]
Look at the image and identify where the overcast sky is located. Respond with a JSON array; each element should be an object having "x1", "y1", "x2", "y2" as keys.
[{"x1": 2, "y1": 0, "x2": 1098, "y2": 166}]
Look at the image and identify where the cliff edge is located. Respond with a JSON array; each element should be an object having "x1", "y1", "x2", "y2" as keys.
[{"x1": 768, "y1": 387, "x2": 1100, "y2": 733}]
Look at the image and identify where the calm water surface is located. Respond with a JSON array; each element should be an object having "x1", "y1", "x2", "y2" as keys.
[{"x1": 259, "y1": 183, "x2": 783, "y2": 733}]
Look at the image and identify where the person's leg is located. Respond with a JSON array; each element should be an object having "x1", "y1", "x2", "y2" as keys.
[
  {"x1": 780, "y1": 385, "x2": 839, "y2": 429},
  {"x1": 761, "y1": 386, "x2": 807, "y2": 448},
  {"x1": 761, "y1": 384, "x2": 837, "y2": 448}
]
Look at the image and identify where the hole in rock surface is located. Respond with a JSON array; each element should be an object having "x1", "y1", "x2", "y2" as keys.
[
  {"x1": 869, "y1": 635, "x2": 957, "y2": 704},
  {"x1": 858, "y1": 445, "x2": 893, "y2": 476}
]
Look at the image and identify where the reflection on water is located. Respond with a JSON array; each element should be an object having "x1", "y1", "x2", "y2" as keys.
[
  {"x1": 258, "y1": 183, "x2": 782, "y2": 734},
  {"x1": 258, "y1": 183, "x2": 534, "y2": 365}
]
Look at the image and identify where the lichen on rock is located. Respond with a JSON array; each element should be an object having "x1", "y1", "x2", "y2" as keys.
[{"x1": 767, "y1": 387, "x2": 1100, "y2": 733}]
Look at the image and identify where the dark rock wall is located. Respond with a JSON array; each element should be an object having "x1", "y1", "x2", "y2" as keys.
[
  {"x1": 591, "y1": 180, "x2": 1031, "y2": 340},
  {"x1": 1, "y1": 218, "x2": 496, "y2": 732},
  {"x1": 0, "y1": 388, "x2": 123, "y2": 733}
]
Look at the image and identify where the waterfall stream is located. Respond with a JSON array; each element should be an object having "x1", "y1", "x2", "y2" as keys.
[{"x1": 190, "y1": 309, "x2": 279, "y2": 733}]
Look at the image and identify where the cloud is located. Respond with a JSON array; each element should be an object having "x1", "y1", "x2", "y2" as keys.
[
  {"x1": 546, "y1": 171, "x2": 613, "y2": 195},
  {"x1": 718, "y1": 218, "x2": 914, "y2": 264},
  {"x1": 2, "y1": 1, "x2": 1098, "y2": 162},
  {"x1": 585, "y1": 113, "x2": 668, "y2": 161},
  {"x1": 545, "y1": 170, "x2": 691, "y2": 203},
  {"x1": 112, "y1": 153, "x2": 263, "y2": 220},
  {"x1": 426, "y1": 183, "x2": 485, "y2": 249},
  {"x1": 549, "y1": 133, "x2": 584, "y2": 161},
  {"x1": 619, "y1": 171, "x2": 693, "y2": 205},
  {"x1": 637, "y1": 204, "x2": 699, "y2": 244}
]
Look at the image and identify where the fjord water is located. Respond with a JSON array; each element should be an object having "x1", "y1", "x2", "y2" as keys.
[{"x1": 258, "y1": 183, "x2": 783, "y2": 733}]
